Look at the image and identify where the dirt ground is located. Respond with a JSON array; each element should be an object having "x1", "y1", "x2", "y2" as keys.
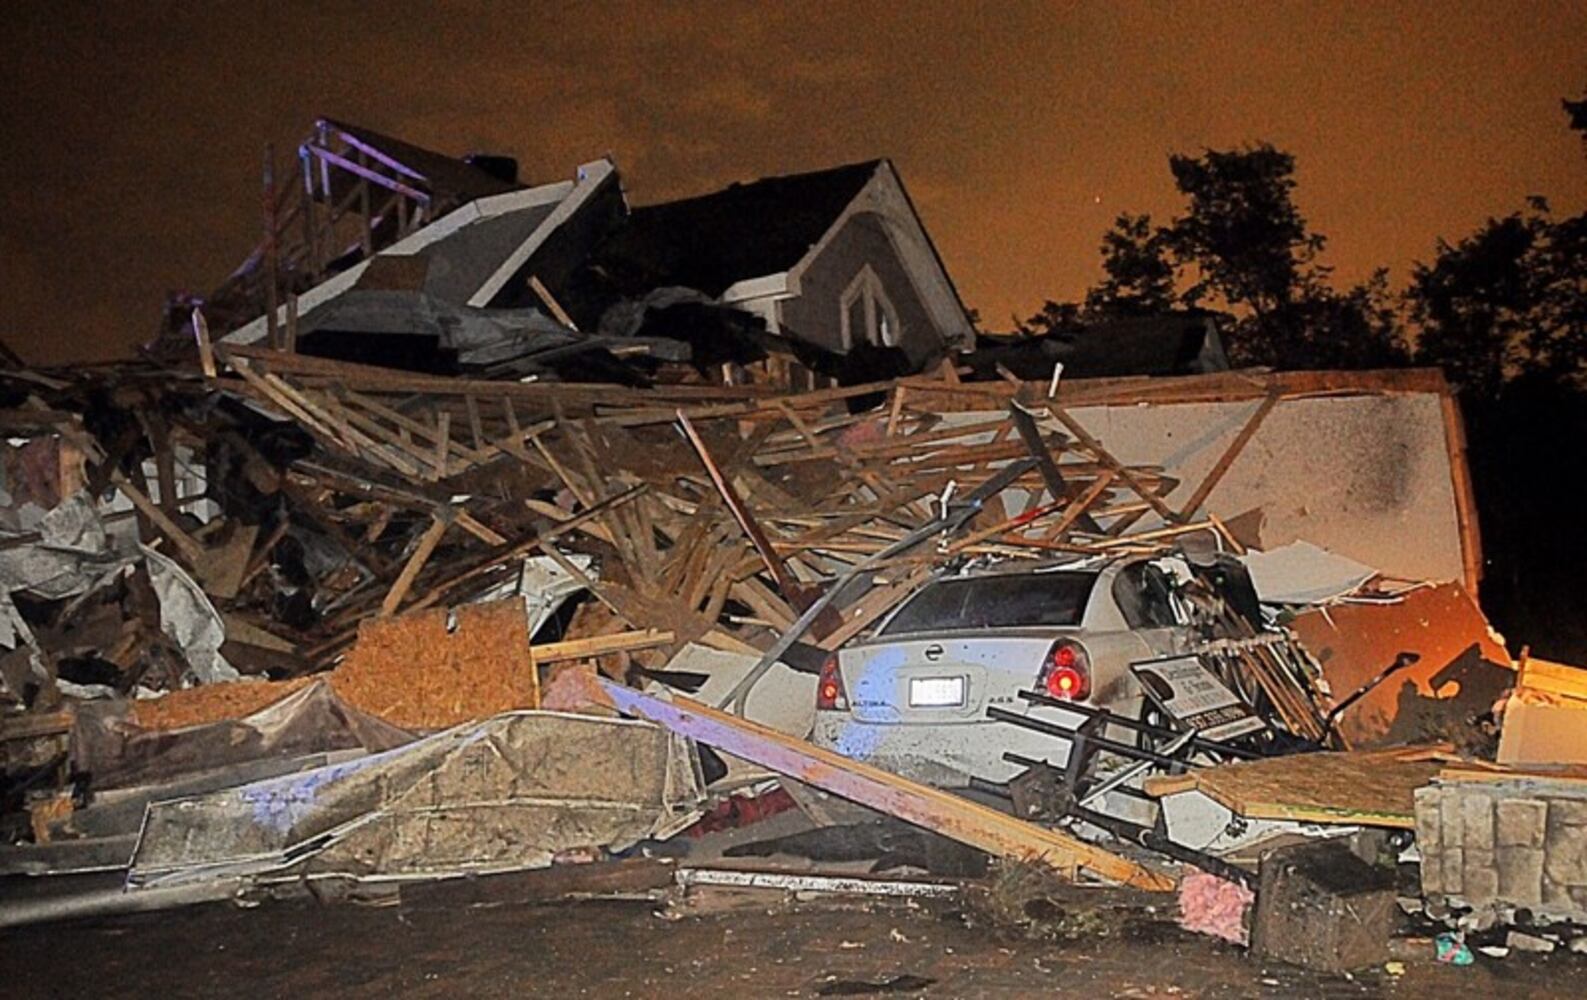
[{"x1": 3, "y1": 885, "x2": 1582, "y2": 999}]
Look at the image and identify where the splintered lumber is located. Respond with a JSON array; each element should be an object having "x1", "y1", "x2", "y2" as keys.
[
  {"x1": 1048, "y1": 405, "x2": 1182, "y2": 525},
  {"x1": 191, "y1": 309, "x2": 217, "y2": 379},
  {"x1": 576, "y1": 674, "x2": 1175, "y2": 891},
  {"x1": 108, "y1": 471, "x2": 206, "y2": 566},
  {"x1": 678, "y1": 411, "x2": 795, "y2": 594},
  {"x1": 1008, "y1": 402, "x2": 1100, "y2": 533}
]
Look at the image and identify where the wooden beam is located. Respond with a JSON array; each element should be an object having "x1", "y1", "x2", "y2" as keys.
[
  {"x1": 1177, "y1": 390, "x2": 1279, "y2": 520},
  {"x1": 532, "y1": 629, "x2": 674, "y2": 663},
  {"x1": 191, "y1": 309, "x2": 217, "y2": 379},
  {"x1": 1439, "y1": 391, "x2": 1483, "y2": 597},
  {"x1": 109, "y1": 471, "x2": 206, "y2": 566},
  {"x1": 1048, "y1": 406, "x2": 1182, "y2": 525},
  {"x1": 576, "y1": 676, "x2": 1175, "y2": 891},
  {"x1": 381, "y1": 514, "x2": 448, "y2": 616},
  {"x1": 677, "y1": 411, "x2": 798, "y2": 598},
  {"x1": 528, "y1": 275, "x2": 578, "y2": 330},
  {"x1": 304, "y1": 144, "x2": 430, "y2": 203}
]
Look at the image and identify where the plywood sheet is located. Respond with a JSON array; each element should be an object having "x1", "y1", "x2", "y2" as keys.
[
  {"x1": 130, "y1": 676, "x2": 313, "y2": 731},
  {"x1": 1145, "y1": 748, "x2": 1455, "y2": 828},
  {"x1": 332, "y1": 598, "x2": 537, "y2": 729}
]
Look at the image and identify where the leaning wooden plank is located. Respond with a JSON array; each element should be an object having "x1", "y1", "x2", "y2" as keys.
[
  {"x1": 454, "y1": 509, "x2": 507, "y2": 547},
  {"x1": 678, "y1": 411, "x2": 801, "y2": 600},
  {"x1": 108, "y1": 471, "x2": 206, "y2": 566},
  {"x1": 528, "y1": 274, "x2": 579, "y2": 330},
  {"x1": 1177, "y1": 390, "x2": 1280, "y2": 520},
  {"x1": 380, "y1": 514, "x2": 449, "y2": 616},
  {"x1": 575, "y1": 675, "x2": 1175, "y2": 891},
  {"x1": 1049, "y1": 406, "x2": 1182, "y2": 525},
  {"x1": 191, "y1": 309, "x2": 218, "y2": 379}
]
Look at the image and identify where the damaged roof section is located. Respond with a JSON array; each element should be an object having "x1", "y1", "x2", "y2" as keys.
[
  {"x1": 579, "y1": 160, "x2": 883, "y2": 301},
  {"x1": 175, "y1": 129, "x2": 977, "y2": 388}
]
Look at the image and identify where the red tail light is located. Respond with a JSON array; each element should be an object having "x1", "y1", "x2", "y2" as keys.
[
  {"x1": 1037, "y1": 639, "x2": 1091, "y2": 701},
  {"x1": 816, "y1": 653, "x2": 849, "y2": 711}
]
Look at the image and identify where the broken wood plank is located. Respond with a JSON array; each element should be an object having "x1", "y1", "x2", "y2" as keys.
[
  {"x1": 192, "y1": 309, "x2": 217, "y2": 379},
  {"x1": 528, "y1": 275, "x2": 578, "y2": 330},
  {"x1": 1178, "y1": 390, "x2": 1280, "y2": 520},
  {"x1": 1048, "y1": 405, "x2": 1182, "y2": 525},
  {"x1": 576, "y1": 675, "x2": 1174, "y2": 891},
  {"x1": 381, "y1": 514, "x2": 448, "y2": 616},
  {"x1": 532, "y1": 629, "x2": 675, "y2": 663},
  {"x1": 108, "y1": 471, "x2": 206, "y2": 566}
]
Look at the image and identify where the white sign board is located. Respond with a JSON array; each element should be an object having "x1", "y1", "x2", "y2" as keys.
[{"x1": 1131, "y1": 655, "x2": 1266, "y2": 741}]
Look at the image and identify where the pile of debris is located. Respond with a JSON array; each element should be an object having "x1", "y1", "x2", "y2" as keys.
[{"x1": 3, "y1": 117, "x2": 1584, "y2": 978}]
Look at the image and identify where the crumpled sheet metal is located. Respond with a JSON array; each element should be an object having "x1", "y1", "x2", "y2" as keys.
[
  {"x1": 128, "y1": 711, "x2": 705, "y2": 887},
  {"x1": 140, "y1": 544, "x2": 239, "y2": 686},
  {"x1": 1, "y1": 491, "x2": 242, "y2": 700}
]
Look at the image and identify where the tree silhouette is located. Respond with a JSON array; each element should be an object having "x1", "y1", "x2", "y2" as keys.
[
  {"x1": 1083, "y1": 213, "x2": 1178, "y2": 316},
  {"x1": 1408, "y1": 87, "x2": 1587, "y2": 401}
]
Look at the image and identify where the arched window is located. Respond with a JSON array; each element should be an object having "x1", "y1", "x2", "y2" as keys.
[{"x1": 840, "y1": 265, "x2": 902, "y2": 349}]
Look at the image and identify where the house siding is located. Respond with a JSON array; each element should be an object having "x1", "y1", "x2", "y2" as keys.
[{"x1": 777, "y1": 212, "x2": 941, "y2": 365}]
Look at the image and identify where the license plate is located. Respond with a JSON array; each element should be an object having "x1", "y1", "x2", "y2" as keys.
[{"x1": 909, "y1": 676, "x2": 965, "y2": 707}]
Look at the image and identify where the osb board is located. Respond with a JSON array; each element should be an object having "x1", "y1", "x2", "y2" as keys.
[
  {"x1": 130, "y1": 676, "x2": 313, "y2": 731},
  {"x1": 331, "y1": 598, "x2": 537, "y2": 730},
  {"x1": 1290, "y1": 583, "x2": 1513, "y2": 749},
  {"x1": 1144, "y1": 749, "x2": 1454, "y2": 828}
]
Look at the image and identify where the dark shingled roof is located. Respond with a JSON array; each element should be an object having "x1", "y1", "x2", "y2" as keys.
[{"x1": 588, "y1": 160, "x2": 882, "y2": 298}]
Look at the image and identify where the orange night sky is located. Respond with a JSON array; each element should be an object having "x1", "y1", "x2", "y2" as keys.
[{"x1": 1, "y1": 1, "x2": 1583, "y2": 363}]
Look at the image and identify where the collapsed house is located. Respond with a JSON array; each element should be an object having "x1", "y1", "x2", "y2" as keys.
[
  {"x1": 4, "y1": 117, "x2": 1585, "y2": 970},
  {"x1": 169, "y1": 120, "x2": 974, "y2": 388}
]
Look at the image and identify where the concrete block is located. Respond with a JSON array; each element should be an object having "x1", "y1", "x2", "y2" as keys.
[
  {"x1": 1420, "y1": 844, "x2": 1444, "y2": 895},
  {"x1": 1542, "y1": 879, "x2": 1576, "y2": 914},
  {"x1": 1496, "y1": 798, "x2": 1548, "y2": 848},
  {"x1": 1549, "y1": 797, "x2": 1587, "y2": 828},
  {"x1": 1441, "y1": 848, "x2": 1464, "y2": 895},
  {"x1": 1439, "y1": 790, "x2": 1464, "y2": 849},
  {"x1": 1463, "y1": 849, "x2": 1499, "y2": 906},
  {"x1": 1544, "y1": 821, "x2": 1587, "y2": 886},
  {"x1": 1462, "y1": 794, "x2": 1495, "y2": 851},
  {"x1": 1497, "y1": 846, "x2": 1545, "y2": 908},
  {"x1": 1414, "y1": 787, "x2": 1442, "y2": 844}
]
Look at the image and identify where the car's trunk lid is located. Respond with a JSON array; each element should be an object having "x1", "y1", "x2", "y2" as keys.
[{"x1": 838, "y1": 632, "x2": 1060, "y2": 724}]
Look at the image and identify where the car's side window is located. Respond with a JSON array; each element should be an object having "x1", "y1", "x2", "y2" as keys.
[{"x1": 1112, "y1": 563, "x2": 1178, "y2": 629}]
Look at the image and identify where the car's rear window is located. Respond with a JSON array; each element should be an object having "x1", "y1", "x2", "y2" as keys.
[{"x1": 879, "y1": 572, "x2": 1098, "y2": 635}]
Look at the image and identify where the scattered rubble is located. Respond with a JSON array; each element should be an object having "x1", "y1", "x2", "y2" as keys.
[{"x1": 3, "y1": 116, "x2": 1586, "y2": 987}]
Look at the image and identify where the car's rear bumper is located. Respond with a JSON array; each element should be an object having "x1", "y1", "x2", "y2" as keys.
[{"x1": 811, "y1": 709, "x2": 1084, "y2": 787}]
